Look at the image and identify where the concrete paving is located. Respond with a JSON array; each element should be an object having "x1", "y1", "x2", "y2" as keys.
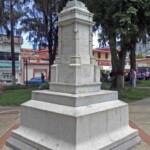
[
  {"x1": 0, "y1": 107, "x2": 20, "y2": 150},
  {"x1": 129, "y1": 98, "x2": 150, "y2": 150},
  {"x1": 0, "y1": 98, "x2": 150, "y2": 150}
]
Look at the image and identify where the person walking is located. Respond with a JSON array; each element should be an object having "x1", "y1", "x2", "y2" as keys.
[
  {"x1": 41, "y1": 73, "x2": 45, "y2": 83},
  {"x1": 131, "y1": 69, "x2": 137, "y2": 87},
  {"x1": 145, "y1": 69, "x2": 149, "y2": 80}
]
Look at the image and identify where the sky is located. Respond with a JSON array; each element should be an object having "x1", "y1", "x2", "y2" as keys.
[
  {"x1": 21, "y1": 33, "x2": 32, "y2": 49},
  {"x1": 21, "y1": 34, "x2": 99, "y2": 49},
  {"x1": 93, "y1": 33, "x2": 99, "y2": 48}
]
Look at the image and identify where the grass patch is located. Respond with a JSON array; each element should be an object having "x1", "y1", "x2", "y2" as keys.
[
  {"x1": 101, "y1": 82, "x2": 111, "y2": 90},
  {"x1": 136, "y1": 80, "x2": 150, "y2": 87},
  {"x1": 4, "y1": 84, "x2": 39, "y2": 91},
  {"x1": 101, "y1": 80, "x2": 150, "y2": 103},
  {"x1": 0, "y1": 83, "x2": 49, "y2": 106},
  {"x1": 0, "y1": 89, "x2": 32, "y2": 106},
  {"x1": 118, "y1": 87, "x2": 150, "y2": 102},
  {"x1": 1, "y1": 80, "x2": 150, "y2": 106}
]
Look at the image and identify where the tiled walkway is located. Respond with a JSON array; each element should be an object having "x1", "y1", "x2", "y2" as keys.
[
  {"x1": 0, "y1": 107, "x2": 20, "y2": 150},
  {"x1": 129, "y1": 98, "x2": 150, "y2": 149}
]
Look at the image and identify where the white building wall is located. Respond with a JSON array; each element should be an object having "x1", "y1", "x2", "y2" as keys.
[
  {"x1": 21, "y1": 59, "x2": 49, "y2": 85},
  {"x1": 0, "y1": 43, "x2": 20, "y2": 53},
  {"x1": 0, "y1": 41, "x2": 22, "y2": 84}
]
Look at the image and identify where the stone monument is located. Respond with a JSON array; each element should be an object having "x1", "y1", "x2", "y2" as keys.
[{"x1": 7, "y1": 0, "x2": 140, "y2": 149}]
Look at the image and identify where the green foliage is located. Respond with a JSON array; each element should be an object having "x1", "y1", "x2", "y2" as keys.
[
  {"x1": 136, "y1": 53, "x2": 143, "y2": 58},
  {"x1": 0, "y1": 0, "x2": 28, "y2": 36},
  {"x1": 84, "y1": 0, "x2": 150, "y2": 89},
  {"x1": 38, "y1": 82, "x2": 49, "y2": 90},
  {"x1": 127, "y1": 6, "x2": 137, "y2": 15}
]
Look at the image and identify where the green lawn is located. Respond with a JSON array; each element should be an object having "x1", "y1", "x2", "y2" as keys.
[
  {"x1": 0, "y1": 80, "x2": 150, "y2": 106},
  {"x1": 0, "y1": 83, "x2": 49, "y2": 106},
  {"x1": 102, "y1": 80, "x2": 150, "y2": 103},
  {"x1": 0, "y1": 89, "x2": 32, "y2": 106},
  {"x1": 118, "y1": 88, "x2": 150, "y2": 102},
  {"x1": 136, "y1": 79, "x2": 150, "y2": 87}
]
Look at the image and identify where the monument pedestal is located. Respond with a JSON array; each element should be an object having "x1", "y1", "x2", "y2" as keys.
[
  {"x1": 7, "y1": 0, "x2": 140, "y2": 149},
  {"x1": 7, "y1": 90, "x2": 140, "y2": 150}
]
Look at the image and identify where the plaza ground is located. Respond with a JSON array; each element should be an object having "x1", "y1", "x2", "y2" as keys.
[{"x1": 0, "y1": 98, "x2": 150, "y2": 150}]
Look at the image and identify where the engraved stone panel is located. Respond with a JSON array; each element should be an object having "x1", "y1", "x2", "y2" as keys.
[
  {"x1": 79, "y1": 25, "x2": 89, "y2": 54},
  {"x1": 80, "y1": 65, "x2": 94, "y2": 83},
  {"x1": 61, "y1": 25, "x2": 73, "y2": 55}
]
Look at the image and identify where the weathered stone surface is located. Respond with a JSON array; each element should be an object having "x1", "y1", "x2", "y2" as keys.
[
  {"x1": 32, "y1": 90, "x2": 118, "y2": 107},
  {"x1": 7, "y1": 100, "x2": 140, "y2": 150},
  {"x1": 6, "y1": 0, "x2": 140, "y2": 149}
]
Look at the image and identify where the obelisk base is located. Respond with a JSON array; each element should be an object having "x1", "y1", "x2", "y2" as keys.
[{"x1": 7, "y1": 90, "x2": 140, "y2": 150}]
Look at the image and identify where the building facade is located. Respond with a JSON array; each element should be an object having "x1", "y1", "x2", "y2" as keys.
[
  {"x1": 93, "y1": 47, "x2": 150, "y2": 72},
  {"x1": 0, "y1": 35, "x2": 23, "y2": 83},
  {"x1": 93, "y1": 47, "x2": 112, "y2": 71},
  {"x1": 20, "y1": 48, "x2": 49, "y2": 84}
]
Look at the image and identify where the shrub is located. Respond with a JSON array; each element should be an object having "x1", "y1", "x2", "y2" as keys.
[
  {"x1": 38, "y1": 82, "x2": 49, "y2": 90},
  {"x1": 4, "y1": 84, "x2": 39, "y2": 91}
]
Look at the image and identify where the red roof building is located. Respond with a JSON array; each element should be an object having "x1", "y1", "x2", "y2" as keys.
[{"x1": 20, "y1": 48, "x2": 49, "y2": 84}]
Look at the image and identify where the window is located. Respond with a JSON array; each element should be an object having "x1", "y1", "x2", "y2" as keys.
[
  {"x1": 0, "y1": 52, "x2": 19, "y2": 61},
  {"x1": 105, "y1": 53, "x2": 108, "y2": 59},
  {"x1": 98, "y1": 52, "x2": 101, "y2": 59}
]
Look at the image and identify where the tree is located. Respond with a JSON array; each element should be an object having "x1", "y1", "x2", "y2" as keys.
[
  {"x1": 20, "y1": 0, "x2": 68, "y2": 81},
  {"x1": 127, "y1": 0, "x2": 150, "y2": 71},
  {"x1": 83, "y1": 0, "x2": 127, "y2": 89},
  {"x1": 0, "y1": 0, "x2": 28, "y2": 85},
  {"x1": 84, "y1": 0, "x2": 150, "y2": 89}
]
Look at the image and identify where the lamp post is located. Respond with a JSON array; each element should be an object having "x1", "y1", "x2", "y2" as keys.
[
  {"x1": 25, "y1": 58, "x2": 28, "y2": 86},
  {"x1": 25, "y1": 57, "x2": 30, "y2": 86}
]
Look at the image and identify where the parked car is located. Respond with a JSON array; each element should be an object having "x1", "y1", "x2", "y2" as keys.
[{"x1": 24, "y1": 77, "x2": 49, "y2": 85}]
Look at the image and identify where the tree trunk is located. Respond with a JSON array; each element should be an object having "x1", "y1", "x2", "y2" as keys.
[
  {"x1": 51, "y1": 27, "x2": 58, "y2": 64},
  {"x1": 116, "y1": 36, "x2": 128, "y2": 89},
  {"x1": 130, "y1": 39, "x2": 136, "y2": 70},
  {"x1": 116, "y1": 75, "x2": 124, "y2": 89},
  {"x1": 109, "y1": 33, "x2": 118, "y2": 89},
  {"x1": 10, "y1": 0, "x2": 16, "y2": 85},
  {"x1": 109, "y1": 33, "x2": 127, "y2": 89},
  {"x1": 48, "y1": 10, "x2": 53, "y2": 82}
]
